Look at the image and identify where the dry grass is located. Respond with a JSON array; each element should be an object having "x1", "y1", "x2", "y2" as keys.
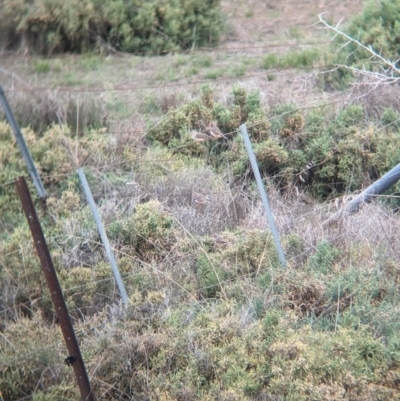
[
  {"x1": 246, "y1": 186, "x2": 400, "y2": 261},
  {"x1": 0, "y1": 84, "x2": 108, "y2": 133},
  {"x1": 349, "y1": 78, "x2": 400, "y2": 119}
]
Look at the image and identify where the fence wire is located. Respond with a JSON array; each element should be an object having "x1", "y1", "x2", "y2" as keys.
[
  {"x1": 2, "y1": 49, "x2": 400, "y2": 399},
  {"x1": 0, "y1": 62, "x2": 333, "y2": 94}
]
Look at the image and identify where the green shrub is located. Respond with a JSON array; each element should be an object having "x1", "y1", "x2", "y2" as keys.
[
  {"x1": 203, "y1": 68, "x2": 225, "y2": 79},
  {"x1": 195, "y1": 230, "x2": 279, "y2": 299},
  {"x1": 307, "y1": 240, "x2": 340, "y2": 274},
  {"x1": 253, "y1": 140, "x2": 289, "y2": 175},
  {"x1": 262, "y1": 48, "x2": 319, "y2": 70},
  {"x1": 108, "y1": 200, "x2": 174, "y2": 261},
  {"x1": 149, "y1": 89, "x2": 400, "y2": 198},
  {"x1": 148, "y1": 86, "x2": 267, "y2": 148},
  {"x1": 0, "y1": 0, "x2": 222, "y2": 55},
  {"x1": 381, "y1": 107, "x2": 400, "y2": 130},
  {"x1": 228, "y1": 64, "x2": 247, "y2": 78},
  {"x1": 284, "y1": 48, "x2": 319, "y2": 68},
  {"x1": 196, "y1": 252, "x2": 227, "y2": 298},
  {"x1": 198, "y1": 55, "x2": 213, "y2": 68},
  {"x1": 262, "y1": 53, "x2": 280, "y2": 69},
  {"x1": 33, "y1": 59, "x2": 51, "y2": 73},
  {"x1": 1, "y1": 314, "x2": 69, "y2": 400}
]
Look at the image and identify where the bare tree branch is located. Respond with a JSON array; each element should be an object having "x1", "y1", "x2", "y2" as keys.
[{"x1": 318, "y1": 14, "x2": 400, "y2": 84}]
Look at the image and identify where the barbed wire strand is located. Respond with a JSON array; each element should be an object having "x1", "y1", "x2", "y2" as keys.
[
  {"x1": 0, "y1": 63, "x2": 333, "y2": 94},
  {"x1": 195, "y1": 41, "x2": 331, "y2": 52},
  {"x1": 0, "y1": 94, "x2": 398, "y2": 194},
  {"x1": 0, "y1": 86, "x2": 357, "y2": 191}
]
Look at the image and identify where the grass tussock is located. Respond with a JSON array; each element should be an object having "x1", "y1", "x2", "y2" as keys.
[
  {"x1": 262, "y1": 48, "x2": 320, "y2": 70},
  {"x1": 0, "y1": 89, "x2": 108, "y2": 134}
]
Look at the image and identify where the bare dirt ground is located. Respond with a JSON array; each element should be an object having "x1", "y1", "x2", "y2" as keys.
[
  {"x1": 217, "y1": 0, "x2": 364, "y2": 104},
  {"x1": 222, "y1": 0, "x2": 363, "y2": 46}
]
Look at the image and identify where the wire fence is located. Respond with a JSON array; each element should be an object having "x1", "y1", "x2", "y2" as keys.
[
  {"x1": 2, "y1": 182, "x2": 400, "y2": 401},
  {"x1": 2, "y1": 196, "x2": 399, "y2": 373},
  {"x1": 0, "y1": 85, "x2": 358, "y2": 192},
  {"x1": 0, "y1": 62, "x2": 333, "y2": 94},
  {"x1": 2, "y1": 176, "x2": 398, "y2": 321},
  {"x1": 2, "y1": 41, "x2": 400, "y2": 400},
  {"x1": 2, "y1": 187, "x2": 353, "y2": 314},
  {"x1": 1, "y1": 80, "x2": 398, "y2": 198}
]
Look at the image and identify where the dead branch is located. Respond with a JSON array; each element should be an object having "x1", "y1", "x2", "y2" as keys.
[{"x1": 318, "y1": 14, "x2": 400, "y2": 84}]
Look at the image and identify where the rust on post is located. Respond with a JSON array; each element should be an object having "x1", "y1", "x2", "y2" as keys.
[{"x1": 15, "y1": 176, "x2": 95, "y2": 401}]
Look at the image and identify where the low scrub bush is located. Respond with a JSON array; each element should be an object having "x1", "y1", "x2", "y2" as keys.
[
  {"x1": 151, "y1": 87, "x2": 400, "y2": 199},
  {"x1": 262, "y1": 48, "x2": 320, "y2": 70},
  {"x1": 1, "y1": 314, "x2": 71, "y2": 400},
  {"x1": 108, "y1": 200, "x2": 174, "y2": 261},
  {"x1": 196, "y1": 230, "x2": 278, "y2": 299},
  {"x1": 4, "y1": 247, "x2": 400, "y2": 401},
  {"x1": 0, "y1": 122, "x2": 117, "y2": 229},
  {"x1": 0, "y1": 0, "x2": 222, "y2": 55},
  {"x1": 148, "y1": 85, "x2": 269, "y2": 147}
]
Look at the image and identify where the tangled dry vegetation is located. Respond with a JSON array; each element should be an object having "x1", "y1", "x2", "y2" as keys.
[{"x1": 1, "y1": 80, "x2": 400, "y2": 400}]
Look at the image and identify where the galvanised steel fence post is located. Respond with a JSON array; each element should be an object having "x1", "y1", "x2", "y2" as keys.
[
  {"x1": 1, "y1": 86, "x2": 46, "y2": 199},
  {"x1": 77, "y1": 168, "x2": 128, "y2": 305},
  {"x1": 240, "y1": 124, "x2": 286, "y2": 268}
]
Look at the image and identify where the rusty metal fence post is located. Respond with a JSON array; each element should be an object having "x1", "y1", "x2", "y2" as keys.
[{"x1": 15, "y1": 176, "x2": 95, "y2": 401}]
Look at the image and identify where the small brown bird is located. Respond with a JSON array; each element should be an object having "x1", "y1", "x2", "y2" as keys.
[
  {"x1": 192, "y1": 192, "x2": 208, "y2": 213},
  {"x1": 213, "y1": 234, "x2": 229, "y2": 248},
  {"x1": 190, "y1": 130, "x2": 211, "y2": 142},
  {"x1": 192, "y1": 192, "x2": 207, "y2": 206},
  {"x1": 206, "y1": 121, "x2": 227, "y2": 139}
]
